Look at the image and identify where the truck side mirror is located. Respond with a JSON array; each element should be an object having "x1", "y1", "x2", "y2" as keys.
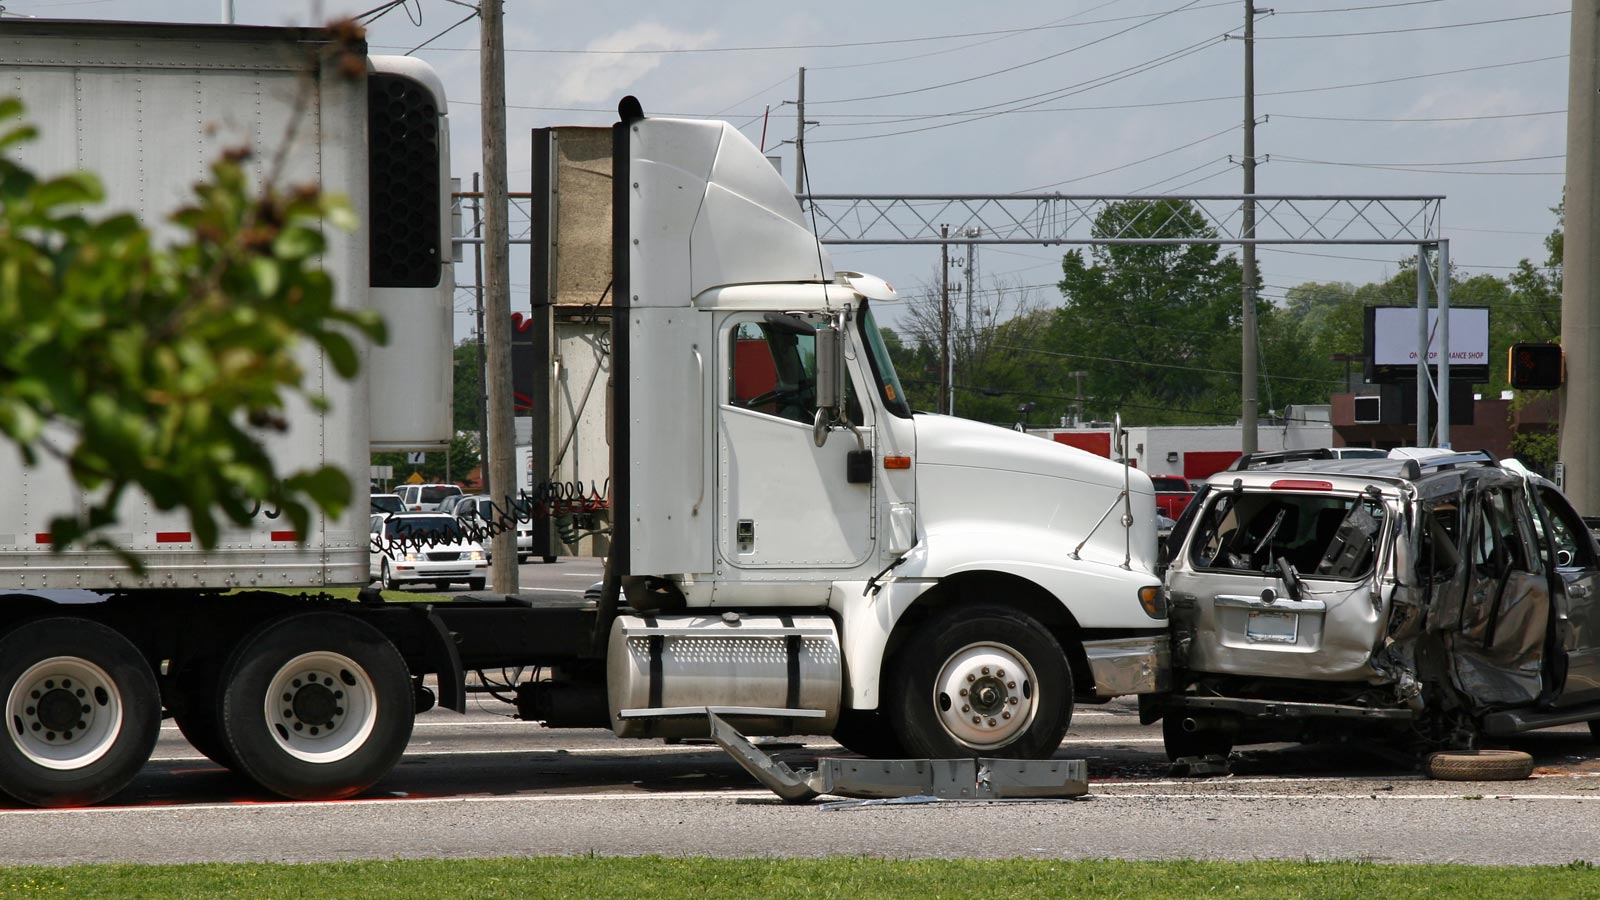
[{"x1": 812, "y1": 315, "x2": 847, "y2": 448}]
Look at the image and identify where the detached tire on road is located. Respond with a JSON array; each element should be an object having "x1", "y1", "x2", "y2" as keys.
[
  {"x1": 0, "y1": 618, "x2": 160, "y2": 807},
  {"x1": 887, "y1": 605, "x2": 1072, "y2": 759},
  {"x1": 219, "y1": 612, "x2": 414, "y2": 800},
  {"x1": 1425, "y1": 749, "x2": 1534, "y2": 781}
]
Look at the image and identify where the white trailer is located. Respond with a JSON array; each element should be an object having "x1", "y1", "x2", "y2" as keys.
[{"x1": 0, "y1": 21, "x2": 459, "y2": 806}]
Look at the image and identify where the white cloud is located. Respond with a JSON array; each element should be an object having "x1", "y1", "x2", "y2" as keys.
[{"x1": 543, "y1": 22, "x2": 718, "y2": 106}]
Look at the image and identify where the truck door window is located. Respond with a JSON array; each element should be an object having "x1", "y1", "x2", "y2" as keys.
[
  {"x1": 729, "y1": 319, "x2": 818, "y2": 424},
  {"x1": 728, "y1": 316, "x2": 862, "y2": 426}
]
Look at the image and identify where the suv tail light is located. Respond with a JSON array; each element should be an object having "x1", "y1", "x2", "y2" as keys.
[{"x1": 1269, "y1": 479, "x2": 1332, "y2": 491}]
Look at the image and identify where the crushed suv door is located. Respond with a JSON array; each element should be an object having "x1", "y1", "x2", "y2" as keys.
[
  {"x1": 1534, "y1": 484, "x2": 1600, "y2": 706},
  {"x1": 1447, "y1": 485, "x2": 1550, "y2": 708}
]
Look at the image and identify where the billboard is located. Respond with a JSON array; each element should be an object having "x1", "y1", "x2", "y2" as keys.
[{"x1": 1364, "y1": 306, "x2": 1490, "y2": 383}]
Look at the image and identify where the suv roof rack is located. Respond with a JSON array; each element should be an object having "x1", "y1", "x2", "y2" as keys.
[
  {"x1": 1227, "y1": 448, "x2": 1499, "y2": 482},
  {"x1": 1226, "y1": 448, "x2": 1335, "y2": 471}
]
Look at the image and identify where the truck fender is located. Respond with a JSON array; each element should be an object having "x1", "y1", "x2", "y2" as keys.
[{"x1": 418, "y1": 606, "x2": 466, "y2": 713}]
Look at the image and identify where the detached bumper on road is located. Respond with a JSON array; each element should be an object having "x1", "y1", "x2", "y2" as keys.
[{"x1": 1084, "y1": 633, "x2": 1170, "y2": 698}]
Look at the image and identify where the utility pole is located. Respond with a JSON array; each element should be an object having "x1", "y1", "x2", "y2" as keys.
[
  {"x1": 480, "y1": 0, "x2": 518, "y2": 593},
  {"x1": 794, "y1": 67, "x2": 806, "y2": 195},
  {"x1": 964, "y1": 227, "x2": 978, "y2": 365},
  {"x1": 472, "y1": 173, "x2": 489, "y2": 491},
  {"x1": 1239, "y1": 0, "x2": 1260, "y2": 454},
  {"x1": 1562, "y1": 0, "x2": 1599, "y2": 512},
  {"x1": 940, "y1": 225, "x2": 951, "y2": 415}
]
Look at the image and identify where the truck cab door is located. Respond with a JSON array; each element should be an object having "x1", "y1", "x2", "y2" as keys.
[
  {"x1": 1533, "y1": 484, "x2": 1600, "y2": 707},
  {"x1": 716, "y1": 313, "x2": 873, "y2": 569}
]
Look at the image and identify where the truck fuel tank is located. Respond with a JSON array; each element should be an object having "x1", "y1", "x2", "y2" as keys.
[{"x1": 606, "y1": 613, "x2": 842, "y2": 739}]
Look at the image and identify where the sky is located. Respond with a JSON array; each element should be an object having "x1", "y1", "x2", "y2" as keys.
[{"x1": 2, "y1": 0, "x2": 1574, "y2": 341}]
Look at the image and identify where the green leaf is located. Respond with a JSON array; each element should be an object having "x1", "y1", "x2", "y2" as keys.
[
  {"x1": 248, "y1": 257, "x2": 282, "y2": 297},
  {"x1": 272, "y1": 226, "x2": 325, "y2": 260}
]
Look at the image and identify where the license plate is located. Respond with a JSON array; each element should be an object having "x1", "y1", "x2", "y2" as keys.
[{"x1": 1246, "y1": 610, "x2": 1298, "y2": 644}]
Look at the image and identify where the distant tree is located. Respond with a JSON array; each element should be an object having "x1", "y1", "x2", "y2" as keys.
[
  {"x1": 452, "y1": 339, "x2": 484, "y2": 436},
  {"x1": 372, "y1": 432, "x2": 480, "y2": 489},
  {"x1": 1050, "y1": 199, "x2": 1252, "y2": 424}
]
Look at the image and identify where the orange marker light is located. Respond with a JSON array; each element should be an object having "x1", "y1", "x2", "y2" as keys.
[{"x1": 883, "y1": 456, "x2": 912, "y2": 470}]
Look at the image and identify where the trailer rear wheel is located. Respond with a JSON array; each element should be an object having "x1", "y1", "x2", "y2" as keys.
[
  {"x1": 169, "y1": 661, "x2": 235, "y2": 770},
  {"x1": 219, "y1": 613, "x2": 413, "y2": 800},
  {"x1": 887, "y1": 606, "x2": 1072, "y2": 759},
  {"x1": 0, "y1": 618, "x2": 160, "y2": 807}
]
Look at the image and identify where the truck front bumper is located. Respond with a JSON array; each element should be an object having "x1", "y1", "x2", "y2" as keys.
[{"x1": 1083, "y1": 633, "x2": 1170, "y2": 698}]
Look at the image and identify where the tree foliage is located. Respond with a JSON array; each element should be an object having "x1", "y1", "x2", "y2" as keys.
[{"x1": 0, "y1": 86, "x2": 382, "y2": 554}]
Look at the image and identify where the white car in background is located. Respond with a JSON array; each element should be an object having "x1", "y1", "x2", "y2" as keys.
[
  {"x1": 397, "y1": 483, "x2": 463, "y2": 512},
  {"x1": 452, "y1": 494, "x2": 540, "y2": 564},
  {"x1": 369, "y1": 513, "x2": 488, "y2": 591}
]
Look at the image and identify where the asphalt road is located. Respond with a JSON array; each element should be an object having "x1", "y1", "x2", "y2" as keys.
[{"x1": 3, "y1": 558, "x2": 1597, "y2": 867}]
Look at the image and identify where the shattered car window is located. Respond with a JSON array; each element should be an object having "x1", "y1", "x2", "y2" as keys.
[{"x1": 1189, "y1": 492, "x2": 1386, "y2": 578}]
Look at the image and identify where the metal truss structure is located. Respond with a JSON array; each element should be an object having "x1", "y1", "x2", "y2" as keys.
[{"x1": 799, "y1": 194, "x2": 1442, "y2": 247}]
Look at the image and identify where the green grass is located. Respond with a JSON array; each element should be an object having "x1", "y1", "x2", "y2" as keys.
[{"x1": 0, "y1": 858, "x2": 1595, "y2": 899}]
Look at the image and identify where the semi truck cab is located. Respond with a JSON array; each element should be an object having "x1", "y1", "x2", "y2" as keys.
[{"x1": 596, "y1": 105, "x2": 1170, "y2": 759}]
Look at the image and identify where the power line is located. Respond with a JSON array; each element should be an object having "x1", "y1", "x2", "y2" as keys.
[
  {"x1": 810, "y1": 35, "x2": 1227, "y2": 144},
  {"x1": 810, "y1": 0, "x2": 1213, "y2": 106},
  {"x1": 376, "y1": 0, "x2": 1235, "y2": 58},
  {"x1": 1019, "y1": 122, "x2": 1244, "y2": 191},
  {"x1": 1248, "y1": 9, "x2": 1568, "y2": 39},
  {"x1": 1274, "y1": 156, "x2": 1563, "y2": 176},
  {"x1": 1275, "y1": 0, "x2": 1455, "y2": 13},
  {"x1": 1271, "y1": 110, "x2": 1564, "y2": 124}
]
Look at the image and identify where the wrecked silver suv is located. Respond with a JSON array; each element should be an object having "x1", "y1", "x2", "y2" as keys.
[{"x1": 1151, "y1": 448, "x2": 1600, "y2": 760}]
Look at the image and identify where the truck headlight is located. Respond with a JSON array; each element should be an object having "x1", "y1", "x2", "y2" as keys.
[{"x1": 468, "y1": 550, "x2": 485, "y2": 561}]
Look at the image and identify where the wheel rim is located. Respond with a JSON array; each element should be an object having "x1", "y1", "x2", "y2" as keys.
[
  {"x1": 930, "y1": 641, "x2": 1039, "y2": 750},
  {"x1": 262, "y1": 652, "x2": 378, "y2": 764},
  {"x1": 6, "y1": 656, "x2": 123, "y2": 770}
]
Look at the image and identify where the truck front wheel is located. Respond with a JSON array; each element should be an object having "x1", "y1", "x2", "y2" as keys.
[
  {"x1": 0, "y1": 618, "x2": 160, "y2": 807},
  {"x1": 219, "y1": 613, "x2": 413, "y2": 800},
  {"x1": 887, "y1": 606, "x2": 1073, "y2": 759}
]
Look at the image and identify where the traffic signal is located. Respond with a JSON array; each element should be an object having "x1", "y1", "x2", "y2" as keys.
[{"x1": 1508, "y1": 343, "x2": 1564, "y2": 390}]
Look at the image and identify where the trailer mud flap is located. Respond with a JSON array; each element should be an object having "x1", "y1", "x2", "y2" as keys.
[{"x1": 707, "y1": 712, "x2": 1088, "y2": 804}]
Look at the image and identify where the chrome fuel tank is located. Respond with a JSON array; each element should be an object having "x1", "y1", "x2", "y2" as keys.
[{"x1": 606, "y1": 613, "x2": 842, "y2": 739}]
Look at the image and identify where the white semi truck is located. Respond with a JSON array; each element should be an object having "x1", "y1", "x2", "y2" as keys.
[{"x1": 0, "y1": 20, "x2": 1169, "y2": 808}]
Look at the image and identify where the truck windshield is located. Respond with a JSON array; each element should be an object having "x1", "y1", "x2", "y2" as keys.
[{"x1": 858, "y1": 302, "x2": 912, "y2": 419}]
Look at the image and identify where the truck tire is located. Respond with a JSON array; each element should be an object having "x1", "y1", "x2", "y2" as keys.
[
  {"x1": 467, "y1": 578, "x2": 486, "y2": 592},
  {"x1": 887, "y1": 605, "x2": 1072, "y2": 759},
  {"x1": 1425, "y1": 749, "x2": 1535, "y2": 781},
  {"x1": 169, "y1": 661, "x2": 235, "y2": 770},
  {"x1": 218, "y1": 612, "x2": 414, "y2": 801},
  {"x1": 830, "y1": 708, "x2": 907, "y2": 758},
  {"x1": 1590, "y1": 719, "x2": 1600, "y2": 743},
  {"x1": 0, "y1": 618, "x2": 160, "y2": 807}
]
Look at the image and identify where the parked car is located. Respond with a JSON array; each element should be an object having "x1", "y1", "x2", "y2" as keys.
[
  {"x1": 397, "y1": 482, "x2": 463, "y2": 512},
  {"x1": 1151, "y1": 475, "x2": 1195, "y2": 519},
  {"x1": 369, "y1": 513, "x2": 488, "y2": 591},
  {"x1": 452, "y1": 494, "x2": 542, "y2": 564},
  {"x1": 1156, "y1": 447, "x2": 1600, "y2": 767},
  {"x1": 437, "y1": 493, "x2": 469, "y2": 516},
  {"x1": 370, "y1": 493, "x2": 404, "y2": 515}
]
